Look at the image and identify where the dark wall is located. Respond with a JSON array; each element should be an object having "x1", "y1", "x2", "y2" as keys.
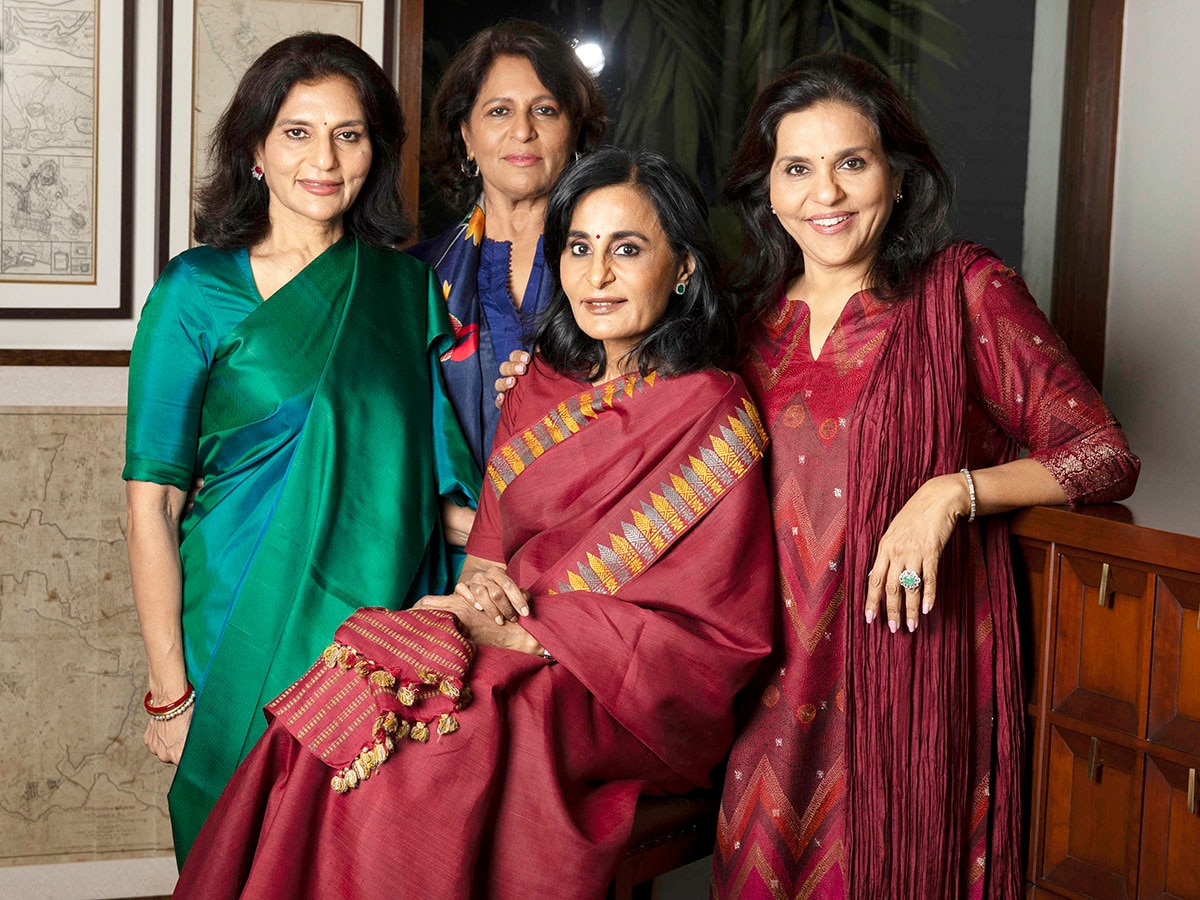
[
  {"x1": 918, "y1": 0, "x2": 1037, "y2": 267},
  {"x1": 419, "y1": 0, "x2": 1040, "y2": 267}
]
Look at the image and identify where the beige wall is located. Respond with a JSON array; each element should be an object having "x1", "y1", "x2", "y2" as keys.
[{"x1": 1103, "y1": 0, "x2": 1200, "y2": 530}]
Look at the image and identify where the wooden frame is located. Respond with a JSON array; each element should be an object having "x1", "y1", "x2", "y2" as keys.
[
  {"x1": 0, "y1": 0, "x2": 136, "y2": 319},
  {"x1": 1051, "y1": 0, "x2": 1126, "y2": 390}
]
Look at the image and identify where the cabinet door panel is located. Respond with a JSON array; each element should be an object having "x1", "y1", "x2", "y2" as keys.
[
  {"x1": 1149, "y1": 576, "x2": 1200, "y2": 756},
  {"x1": 1052, "y1": 552, "x2": 1151, "y2": 735},
  {"x1": 1040, "y1": 725, "x2": 1140, "y2": 900},
  {"x1": 1138, "y1": 754, "x2": 1200, "y2": 900}
]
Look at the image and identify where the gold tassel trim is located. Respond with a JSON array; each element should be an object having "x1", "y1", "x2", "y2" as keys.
[
  {"x1": 318, "y1": 639, "x2": 468, "y2": 794},
  {"x1": 396, "y1": 684, "x2": 417, "y2": 706},
  {"x1": 369, "y1": 670, "x2": 396, "y2": 689}
]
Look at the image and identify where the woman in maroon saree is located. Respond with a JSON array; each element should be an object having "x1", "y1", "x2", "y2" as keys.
[
  {"x1": 710, "y1": 55, "x2": 1140, "y2": 900},
  {"x1": 173, "y1": 148, "x2": 774, "y2": 900}
]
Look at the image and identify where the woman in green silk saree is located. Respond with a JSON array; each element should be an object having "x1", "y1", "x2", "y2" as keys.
[{"x1": 123, "y1": 34, "x2": 478, "y2": 867}]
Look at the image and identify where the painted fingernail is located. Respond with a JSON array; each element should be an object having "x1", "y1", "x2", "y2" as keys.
[
  {"x1": 519, "y1": 606, "x2": 530, "y2": 616},
  {"x1": 865, "y1": 608, "x2": 875, "y2": 624},
  {"x1": 888, "y1": 619, "x2": 898, "y2": 634},
  {"x1": 474, "y1": 603, "x2": 484, "y2": 611},
  {"x1": 516, "y1": 364, "x2": 525, "y2": 373},
  {"x1": 922, "y1": 600, "x2": 931, "y2": 615},
  {"x1": 505, "y1": 377, "x2": 515, "y2": 386},
  {"x1": 495, "y1": 615, "x2": 505, "y2": 625},
  {"x1": 907, "y1": 618, "x2": 917, "y2": 632}
]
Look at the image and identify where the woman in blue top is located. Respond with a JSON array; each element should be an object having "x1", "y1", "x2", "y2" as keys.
[{"x1": 409, "y1": 19, "x2": 607, "y2": 471}]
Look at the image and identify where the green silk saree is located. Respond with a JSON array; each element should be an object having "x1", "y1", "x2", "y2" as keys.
[{"x1": 126, "y1": 236, "x2": 477, "y2": 865}]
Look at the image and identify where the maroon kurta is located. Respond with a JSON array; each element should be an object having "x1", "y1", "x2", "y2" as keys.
[
  {"x1": 175, "y1": 361, "x2": 775, "y2": 900},
  {"x1": 713, "y1": 248, "x2": 1139, "y2": 899}
]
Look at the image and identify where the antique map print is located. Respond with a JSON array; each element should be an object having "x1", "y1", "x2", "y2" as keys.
[
  {"x1": 0, "y1": 1, "x2": 97, "y2": 285},
  {"x1": 0, "y1": 409, "x2": 173, "y2": 864}
]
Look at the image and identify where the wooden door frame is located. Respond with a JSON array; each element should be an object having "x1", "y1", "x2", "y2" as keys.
[{"x1": 1051, "y1": 0, "x2": 1125, "y2": 390}]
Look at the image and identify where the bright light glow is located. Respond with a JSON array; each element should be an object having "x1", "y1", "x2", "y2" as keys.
[{"x1": 575, "y1": 42, "x2": 605, "y2": 76}]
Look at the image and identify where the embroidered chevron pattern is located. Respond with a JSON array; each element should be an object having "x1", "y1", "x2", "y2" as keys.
[
  {"x1": 551, "y1": 397, "x2": 767, "y2": 595},
  {"x1": 712, "y1": 755, "x2": 848, "y2": 899},
  {"x1": 486, "y1": 372, "x2": 657, "y2": 496},
  {"x1": 746, "y1": 296, "x2": 809, "y2": 395}
]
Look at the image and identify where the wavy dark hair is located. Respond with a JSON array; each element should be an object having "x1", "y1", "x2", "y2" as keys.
[
  {"x1": 537, "y1": 147, "x2": 735, "y2": 380},
  {"x1": 726, "y1": 52, "x2": 953, "y2": 324},
  {"x1": 194, "y1": 32, "x2": 408, "y2": 250},
  {"x1": 424, "y1": 19, "x2": 608, "y2": 211}
]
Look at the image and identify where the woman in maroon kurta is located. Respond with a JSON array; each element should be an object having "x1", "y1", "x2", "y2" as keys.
[
  {"x1": 174, "y1": 148, "x2": 774, "y2": 900},
  {"x1": 711, "y1": 56, "x2": 1138, "y2": 899}
]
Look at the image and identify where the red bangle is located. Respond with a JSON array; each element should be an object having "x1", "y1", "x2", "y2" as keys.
[{"x1": 144, "y1": 682, "x2": 194, "y2": 716}]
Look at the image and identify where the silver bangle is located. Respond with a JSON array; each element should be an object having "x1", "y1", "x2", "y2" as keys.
[
  {"x1": 960, "y1": 468, "x2": 977, "y2": 523},
  {"x1": 146, "y1": 688, "x2": 196, "y2": 721}
]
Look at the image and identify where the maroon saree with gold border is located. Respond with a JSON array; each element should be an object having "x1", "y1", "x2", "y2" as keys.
[{"x1": 174, "y1": 361, "x2": 775, "y2": 900}]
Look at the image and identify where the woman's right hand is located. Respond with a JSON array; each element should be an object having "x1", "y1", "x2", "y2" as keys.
[
  {"x1": 143, "y1": 707, "x2": 192, "y2": 765},
  {"x1": 493, "y1": 350, "x2": 530, "y2": 408},
  {"x1": 455, "y1": 565, "x2": 531, "y2": 624}
]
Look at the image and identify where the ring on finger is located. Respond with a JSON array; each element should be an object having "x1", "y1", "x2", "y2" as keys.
[{"x1": 898, "y1": 569, "x2": 922, "y2": 591}]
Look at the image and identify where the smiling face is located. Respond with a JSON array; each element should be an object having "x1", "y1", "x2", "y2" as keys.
[
  {"x1": 255, "y1": 75, "x2": 373, "y2": 236},
  {"x1": 558, "y1": 183, "x2": 694, "y2": 379},
  {"x1": 768, "y1": 100, "x2": 901, "y2": 287},
  {"x1": 459, "y1": 55, "x2": 576, "y2": 208}
]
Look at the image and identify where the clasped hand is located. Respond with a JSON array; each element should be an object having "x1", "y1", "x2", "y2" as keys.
[{"x1": 415, "y1": 566, "x2": 540, "y2": 654}]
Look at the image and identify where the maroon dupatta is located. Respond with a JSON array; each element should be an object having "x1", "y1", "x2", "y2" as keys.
[{"x1": 843, "y1": 241, "x2": 1024, "y2": 900}]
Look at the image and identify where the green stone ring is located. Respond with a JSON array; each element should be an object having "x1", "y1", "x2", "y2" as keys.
[{"x1": 898, "y1": 569, "x2": 922, "y2": 591}]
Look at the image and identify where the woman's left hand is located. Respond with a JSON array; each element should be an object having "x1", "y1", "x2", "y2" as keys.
[
  {"x1": 864, "y1": 472, "x2": 971, "y2": 633},
  {"x1": 414, "y1": 593, "x2": 541, "y2": 654}
]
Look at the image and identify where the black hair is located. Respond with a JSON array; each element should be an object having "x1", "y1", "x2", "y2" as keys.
[
  {"x1": 537, "y1": 146, "x2": 735, "y2": 380},
  {"x1": 194, "y1": 32, "x2": 408, "y2": 249},
  {"x1": 423, "y1": 19, "x2": 607, "y2": 211},
  {"x1": 725, "y1": 52, "x2": 953, "y2": 323}
]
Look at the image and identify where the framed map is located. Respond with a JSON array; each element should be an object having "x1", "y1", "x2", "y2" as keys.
[
  {"x1": 0, "y1": 0, "x2": 416, "y2": 356},
  {"x1": 0, "y1": 0, "x2": 135, "y2": 318},
  {"x1": 161, "y1": 0, "x2": 398, "y2": 265}
]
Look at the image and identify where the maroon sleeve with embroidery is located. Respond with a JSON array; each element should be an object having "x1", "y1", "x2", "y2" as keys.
[{"x1": 962, "y1": 256, "x2": 1139, "y2": 503}]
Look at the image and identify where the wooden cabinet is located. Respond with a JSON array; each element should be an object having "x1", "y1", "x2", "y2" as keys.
[{"x1": 1014, "y1": 505, "x2": 1200, "y2": 900}]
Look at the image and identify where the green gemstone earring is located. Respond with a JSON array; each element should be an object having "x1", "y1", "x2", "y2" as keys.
[{"x1": 674, "y1": 282, "x2": 687, "y2": 295}]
